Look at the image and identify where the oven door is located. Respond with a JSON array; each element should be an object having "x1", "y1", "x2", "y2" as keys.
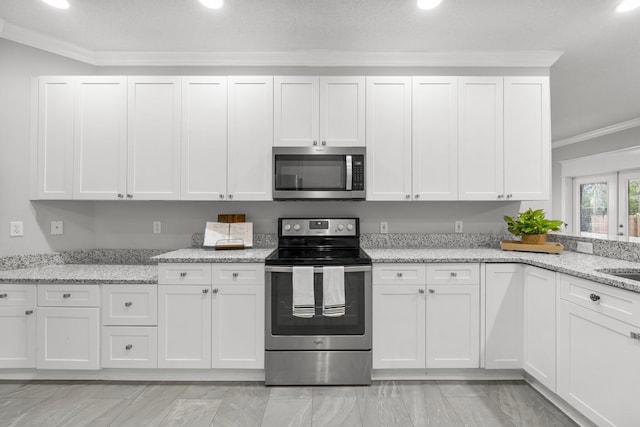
[{"x1": 265, "y1": 265, "x2": 371, "y2": 351}]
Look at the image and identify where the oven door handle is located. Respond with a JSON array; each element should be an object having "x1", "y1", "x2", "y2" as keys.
[{"x1": 265, "y1": 265, "x2": 371, "y2": 273}]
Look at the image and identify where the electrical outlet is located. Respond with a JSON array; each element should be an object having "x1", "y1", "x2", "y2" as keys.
[
  {"x1": 10, "y1": 221, "x2": 23, "y2": 237},
  {"x1": 455, "y1": 220, "x2": 463, "y2": 233},
  {"x1": 380, "y1": 221, "x2": 388, "y2": 234},
  {"x1": 50, "y1": 220, "x2": 64, "y2": 235},
  {"x1": 153, "y1": 221, "x2": 162, "y2": 234},
  {"x1": 576, "y1": 241, "x2": 593, "y2": 254}
]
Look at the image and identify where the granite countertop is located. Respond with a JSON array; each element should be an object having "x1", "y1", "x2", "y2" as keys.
[
  {"x1": 0, "y1": 264, "x2": 157, "y2": 284},
  {"x1": 152, "y1": 248, "x2": 276, "y2": 263},
  {"x1": 365, "y1": 248, "x2": 640, "y2": 293}
]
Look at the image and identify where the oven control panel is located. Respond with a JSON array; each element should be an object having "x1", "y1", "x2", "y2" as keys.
[{"x1": 280, "y1": 218, "x2": 357, "y2": 236}]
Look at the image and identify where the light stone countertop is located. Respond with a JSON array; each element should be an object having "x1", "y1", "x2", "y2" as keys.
[
  {"x1": 0, "y1": 264, "x2": 158, "y2": 284},
  {"x1": 365, "y1": 248, "x2": 640, "y2": 293},
  {"x1": 152, "y1": 248, "x2": 276, "y2": 263}
]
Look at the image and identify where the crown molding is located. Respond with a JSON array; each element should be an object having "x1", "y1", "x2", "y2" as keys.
[
  {"x1": 0, "y1": 19, "x2": 563, "y2": 67},
  {"x1": 552, "y1": 117, "x2": 640, "y2": 149}
]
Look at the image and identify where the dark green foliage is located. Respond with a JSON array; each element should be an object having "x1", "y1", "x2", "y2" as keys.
[{"x1": 503, "y1": 209, "x2": 564, "y2": 236}]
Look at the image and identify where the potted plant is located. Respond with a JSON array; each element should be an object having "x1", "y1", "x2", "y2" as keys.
[{"x1": 503, "y1": 209, "x2": 564, "y2": 244}]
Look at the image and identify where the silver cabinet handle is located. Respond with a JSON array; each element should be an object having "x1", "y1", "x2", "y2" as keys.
[
  {"x1": 589, "y1": 293, "x2": 600, "y2": 302},
  {"x1": 396, "y1": 272, "x2": 403, "y2": 277},
  {"x1": 63, "y1": 293, "x2": 71, "y2": 299},
  {"x1": 219, "y1": 194, "x2": 224, "y2": 199},
  {"x1": 212, "y1": 288, "x2": 219, "y2": 294},
  {"x1": 631, "y1": 332, "x2": 640, "y2": 340},
  {"x1": 180, "y1": 272, "x2": 187, "y2": 277},
  {"x1": 405, "y1": 195, "x2": 411, "y2": 199},
  {"x1": 429, "y1": 289, "x2": 435, "y2": 294},
  {"x1": 321, "y1": 141, "x2": 326, "y2": 146},
  {"x1": 506, "y1": 194, "x2": 513, "y2": 199},
  {"x1": 117, "y1": 193, "x2": 124, "y2": 199},
  {"x1": 0, "y1": 293, "x2": 7, "y2": 298},
  {"x1": 418, "y1": 289, "x2": 425, "y2": 294},
  {"x1": 450, "y1": 272, "x2": 457, "y2": 277},
  {"x1": 124, "y1": 302, "x2": 132, "y2": 307},
  {"x1": 415, "y1": 194, "x2": 420, "y2": 199},
  {"x1": 202, "y1": 289, "x2": 209, "y2": 294},
  {"x1": 497, "y1": 194, "x2": 504, "y2": 199},
  {"x1": 126, "y1": 194, "x2": 133, "y2": 199},
  {"x1": 232, "y1": 272, "x2": 239, "y2": 278},
  {"x1": 25, "y1": 310, "x2": 34, "y2": 315},
  {"x1": 125, "y1": 344, "x2": 133, "y2": 350},
  {"x1": 228, "y1": 194, "x2": 233, "y2": 200},
  {"x1": 313, "y1": 141, "x2": 318, "y2": 146}
]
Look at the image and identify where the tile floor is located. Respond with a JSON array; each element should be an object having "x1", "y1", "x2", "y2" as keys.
[{"x1": 0, "y1": 380, "x2": 578, "y2": 426}]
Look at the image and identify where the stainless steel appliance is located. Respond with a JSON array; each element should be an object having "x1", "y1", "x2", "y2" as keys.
[
  {"x1": 265, "y1": 218, "x2": 372, "y2": 385},
  {"x1": 273, "y1": 146, "x2": 365, "y2": 200}
]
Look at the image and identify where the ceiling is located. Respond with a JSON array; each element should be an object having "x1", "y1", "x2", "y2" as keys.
[{"x1": 1, "y1": 0, "x2": 639, "y2": 142}]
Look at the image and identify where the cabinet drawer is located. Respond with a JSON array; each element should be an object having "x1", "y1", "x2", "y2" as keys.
[
  {"x1": 0, "y1": 285, "x2": 36, "y2": 307},
  {"x1": 373, "y1": 264, "x2": 426, "y2": 285},
  {"x1": 560, "y1": 274, "x2": 640, "y2": 327},
  {"x1": 102, "y1": 285, "x2": 157, "y2": 326},
  {"x1": 212, "y1": 264, "x2": 264, "y2": 285},
  {"x1": 158, "y1": 263, "x2": 212, "y2": 285},
  {"x1": 426, "y1": 263, "x2": 480, "y2": 285},
  {"x1": 101, "y1": 326, "x2": 158, "y2": 369},
  {"x1": 37, "y1": 284, "x2": 100, "y2": 307}
]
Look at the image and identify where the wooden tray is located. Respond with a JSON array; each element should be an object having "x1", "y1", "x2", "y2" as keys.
[
  {"x1": 500, "y1": 240, "x2": 564, "y2": 254},
  {"x1": 214, "y1": 244, "x2": 246, "y2": 250}
]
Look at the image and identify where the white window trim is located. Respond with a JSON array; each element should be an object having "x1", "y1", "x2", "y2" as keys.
[{"x1": 619, "y1": 171, "x2": 640, "y2": 242}]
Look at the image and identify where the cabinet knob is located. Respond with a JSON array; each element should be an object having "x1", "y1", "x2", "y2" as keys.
[
  {"x1": 429, "y1": 289, "x2": 435, "y2": 294},
  {"x1": 25, "y1": 310, "x2": 34, "y2": 315},
  {"x1": 405, "y1": 195, "x2": 410, "y2": 199},
  {"x1": 202, "y1": 289, "x2": 209, "y2": 294},
  {"x1": 418, "y1": 289, "x2": 425, "y2": 294},
  {"x1": 219, "y1": 194, "x2": 224, "y2": 199},
  {"x1": 117, "y1": 193, "x2": 124, "y2": 199},
  {"x1": 0, "y1": 293, "x2": 7, "y2": 298},
  {"x1": 631, "y1": 332, "x2": 640, "y2": 340},
  {"x1": 212, "y1": 288, "x2": 219, "y2": 294},
  {"x1": 396, "y1": 272, "x2": 403, "y2": 278},
  {"x1": 506, "y1": 194, "x2": 513, "y2": 199},
  {"x1": 450, "y1": 272, "x2": 457, "y2": 277},
  {"x1": 415, "y1": 194, "x2": 420, "y2": 199},
  {"x1": 228, "y1": 194, "x2": 233, "y2": 200},
  {"x1": 63, "y1": 293, "x2": 71, "y2": 299},
  {"x1": 125, "y1": 344, "x2": 133, "y2": 350},
  {"x1": 126, "y1": 194, "x2": 133, "y2": 199},
  {"x1": 180, "y1": 272, "x2": 187, "y2": 277},
  {"x1": 321, "y1": 141, "x2": 326, "y2": 146},
  {"x1": 232, "y1": 272, "x2": 239, "y2": 278},
  {"x1": 124, "y1": 301, "x2": 133, "y2": 307},
  {"x1": 313, "y1": 141, "x2": 318, "y2": 146},
  {"x1": 589, "y1": 293, "x2": 601, "y2": 302},
  {"x1": 497, "y1": 194, "x2": 504, "y2": 199}
]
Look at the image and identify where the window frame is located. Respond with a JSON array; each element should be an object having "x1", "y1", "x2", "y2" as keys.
[{"x1": 572, "y1": 174, "x2": 617, "y2": 240}]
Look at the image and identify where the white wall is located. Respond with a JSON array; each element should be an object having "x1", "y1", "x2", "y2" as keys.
[{"x1": 0, "y1": 38, "x2": 547, "y2": 255}]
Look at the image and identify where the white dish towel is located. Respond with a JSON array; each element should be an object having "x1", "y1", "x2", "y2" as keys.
[
  {"x1": 323, "y1": 266, "x2": 345, "y2": 317},
  {"x1": 292, "y1": 266, "x2": 315, "y2": 318}
]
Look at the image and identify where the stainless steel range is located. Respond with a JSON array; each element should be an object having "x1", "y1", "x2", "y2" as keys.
[{"x1": 264, "y1": 218, "x2": 372, "y2": 385}]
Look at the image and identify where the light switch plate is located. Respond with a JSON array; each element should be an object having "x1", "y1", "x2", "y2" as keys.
[{"x1": 51, "y1": 220, "x2": 63, "y2": 235}]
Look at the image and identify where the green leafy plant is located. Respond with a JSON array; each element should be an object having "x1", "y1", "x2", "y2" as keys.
[{"x1": 503, "y1": 209, "x2": 564, "y2": 236}]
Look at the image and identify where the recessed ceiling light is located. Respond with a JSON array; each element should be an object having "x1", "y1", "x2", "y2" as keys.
[
  {"x1": 200, "y1": 0, "x2": 224, "y2": 9},
  {"x1": 417, "y1": 0, "x2": 442, "y2": 10},
  {"x1": 42, "y1": 0, "x2": 70, "y2": 9},
  {"x1": 616, "y1": 0, "x2": 640, "y2": 12}
]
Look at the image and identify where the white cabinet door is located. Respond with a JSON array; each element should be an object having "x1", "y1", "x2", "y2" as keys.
[
  {"x1": 37, "y1": 77, "x2": 74, "y2": 199},
  {"x1": 558, "y1": 299, "x2": 640, "y2": 427},
  {"x1": 320, "y1": 76, "x2": 365, "y2": 147},
  {"x1": 274, "y1": 76, "x2": 319, "y2": 146},
  {"x1": 372, "y1": 284, "x2": 426, "y2": 369},
  {"x1": 485, "y1": 264, "x2": 523, "y2": 369},
  {"x1": 426, "y1": 284, "x2": 480, "y2": 368},
  {"x1": 37, "y1": 307, "x2": 100, "y2": 370},
  {"x1": 127, "y1": 76, "x2": 181, "y2": 200},
  {"x1": 458, "y1": 77, "x2": 504, "y2": 200},
  {"x1": 412, "y1": 76, "x2": 458, "y2": 200},
  {"x1": 0, "y1": 285, "x2": 36, "y2": 368},
  {"x1": 158, "y1": 285, "x2": 211, "y2": 368},
  {"x1": 181, "y1": 76, "x2": 227, "y2": 201},
  {"x1": 211, "y1": 285, "x2": 264, "y2": 369},
  {"x1": 227, "y1": 76, "x2": 273, "y2": 201},
  {"x1": 523, "y1": 266, "x2": 556, "y2": 391},
  {"x1": 73, "y1": 76, "x2": 127, "y2": 200},
  {"x1": 504, "y1": 77, "x2": 551, "y2": 201},
  {"x1": 366, "y1": 77, "x2": 412, "y2": 201}
]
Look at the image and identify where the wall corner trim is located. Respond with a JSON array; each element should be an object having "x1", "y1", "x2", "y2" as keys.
[{"x1": 552, "y1": 117, "x2": 640, "y2": 149}]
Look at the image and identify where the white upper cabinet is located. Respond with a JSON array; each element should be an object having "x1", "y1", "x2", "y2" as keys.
[
  {"x1": 37, "y1": 77, "x2": 74, "y2": 199},
  {"x1": 181, "y1": 77, "x2": 228, "y2": 201},
  {"x1": 127, "y1": 76, "x2": 181, "y2": 200},
  {"x1": 274, "y1": 76, "x2": 365, "y2": 147},
  {"x1": 227, "y1": 76, "x2": 273, "y2": 201},
  {"x1": 73, "y1": 77, "x2": 127, "y2": 200},
  {"x1": 412, "y1": 77, "x2": 458, "y2": 200},
  {"x1": 319, "y1": 76, "x2": 365, "y2": 147},
  {"x1": 366, "y1": 77, "x2": 412, "y2": 201},
  {"x1": 504, "y1": 76, "x2": 551, "y2": 200},
  {"x1": 458, "y1": 77, "x2": 504, "y2": 201}
]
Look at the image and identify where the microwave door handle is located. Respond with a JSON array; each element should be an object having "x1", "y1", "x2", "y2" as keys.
[{"x1": 346, "y1": 155, "x2": 353, "y2": 191}]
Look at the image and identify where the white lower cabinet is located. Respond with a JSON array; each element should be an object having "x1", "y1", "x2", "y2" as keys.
[
  {"x1": 102, "y1": 326, "x2": 157, "y2": 369},
  {"x1": 372, "y1": 263, "x2": 480, "y2": 370},
  {"x1": 158, "y1": 284, "x2": 212, "y2": 369},
  {"x1": 523, "y1": 265, "x2": 556, "y2": 391},
  {"x1": 0, "y1": 285, "x2": 37, "y2": 368},
  {"x1": 558, "y1": 274, "x2": 640, "y2": 427},
  {"x1": 485, "y1": 264, "x2": 523, "y2": 369}
]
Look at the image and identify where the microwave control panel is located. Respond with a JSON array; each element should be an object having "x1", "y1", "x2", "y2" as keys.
[{"x1": 352, "y1": 155, "x2": 365, "y2": 191}]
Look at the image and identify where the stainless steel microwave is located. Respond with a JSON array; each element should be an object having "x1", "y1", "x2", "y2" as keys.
[{"x1": 273, "y1": 146, "x2": 366, "y2": 200}]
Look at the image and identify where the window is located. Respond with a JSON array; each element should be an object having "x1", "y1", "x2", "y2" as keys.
[
  {"x1": 619, "y1": 172, "x2": 640, "y2": 243},
  {"x1": 572, "y1": 175, "x2": 617, "y2": 239}
]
